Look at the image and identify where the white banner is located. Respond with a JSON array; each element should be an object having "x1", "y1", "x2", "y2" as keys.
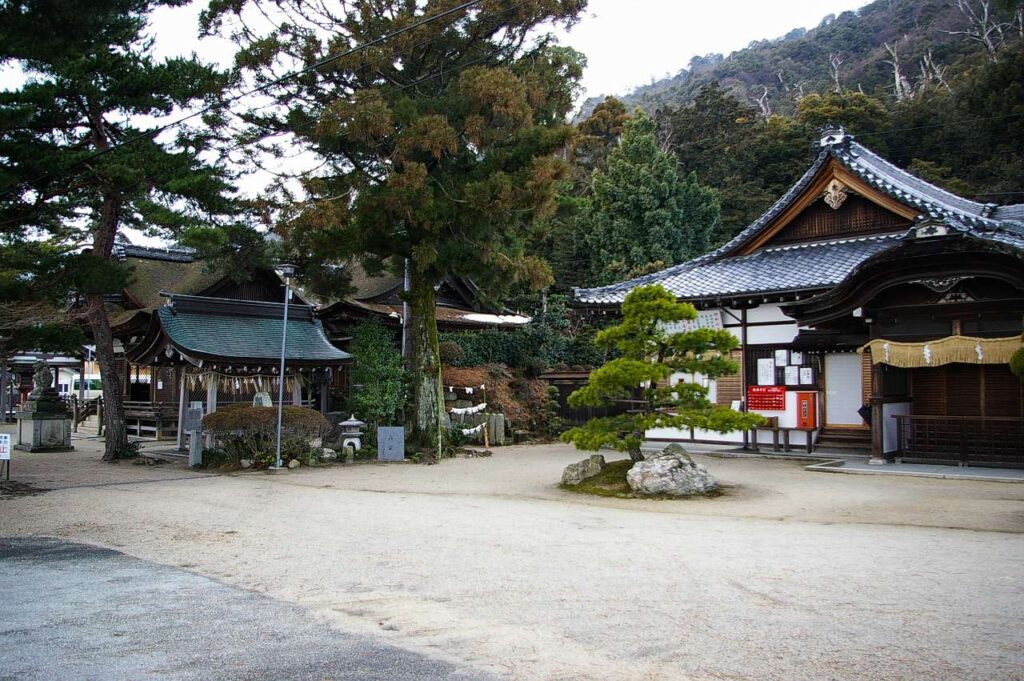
[{"x1": 660, "y1": 310, "x2": 724, "y2": 335}]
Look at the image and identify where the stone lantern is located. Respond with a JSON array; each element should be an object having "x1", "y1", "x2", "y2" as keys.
[{"x1": 338, "y1": 415, "x2": 365, "y2": 458}]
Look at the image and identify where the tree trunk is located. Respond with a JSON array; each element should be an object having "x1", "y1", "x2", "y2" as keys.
[
  {"x1": 83, "y1": 103, "x2": 129, "y2": 460},
  {"x1": 406, "y1": 267, "x2": 444, "y2": 453},
  {"x1": 89, "y1": 192, "x2": 128, "y2": 460},
  {"x1": 87, "y1": 293, "x2": 128, "y2": 460},
  {"x1": 0, "y1": 359, "x2": 8, "y2": 423},
  {"x1": 629, "y1": 429, "x2": 645, "y2": 462}
]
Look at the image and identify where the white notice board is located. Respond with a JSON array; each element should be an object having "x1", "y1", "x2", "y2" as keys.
[
  {"x1": 0, "y1": 433, "x2": 10, "y2": 460},
  {"x1": 757, "y1": 358, "x2": 776, "y2": 386}
]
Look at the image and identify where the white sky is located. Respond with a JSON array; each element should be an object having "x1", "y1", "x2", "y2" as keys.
[
  {"x1": 554, "y1": 0, "x2": 869, "y2": 102},
  {"x1": 145, "y1": 0, "x2": 870, "y2": 105},
  {"x1": 6, "y1": 0, "x2": 871, "y2": 246}
]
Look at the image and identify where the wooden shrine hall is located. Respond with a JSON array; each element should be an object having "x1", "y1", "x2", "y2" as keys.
[
  {"x1": 102, "y1": 245, "x2": 349, "y2": 441},
  {"x1": 575, "y1": 126, "x2": 1024, "y2": 468}
]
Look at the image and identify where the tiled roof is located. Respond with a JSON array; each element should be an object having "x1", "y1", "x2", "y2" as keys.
[
  {"x1": 575, "y1": 130, "x2": 1024, "y2": 305},
  {"x1": 157, "y1": 296, "x2": 349, "y2": 364},
  {"x1": 578, "y1": 235, "x2": 901, "y2": 304},
  {"x1": 114, "y1": 244, "x2": 197, "y2": 263}
]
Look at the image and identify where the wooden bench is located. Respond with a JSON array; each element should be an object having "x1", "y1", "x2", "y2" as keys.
[{"x1": 744, "y1": 419, "x2": 816, "y2": 454}]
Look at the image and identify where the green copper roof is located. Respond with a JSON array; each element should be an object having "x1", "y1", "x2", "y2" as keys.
[{"x1": 157, "y1": 298, "x2": 349, "y2": 365}]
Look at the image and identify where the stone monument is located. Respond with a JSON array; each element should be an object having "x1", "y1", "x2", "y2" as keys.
[{"x1": 15, "y1": 361, "x2": 74, "y2": 452}]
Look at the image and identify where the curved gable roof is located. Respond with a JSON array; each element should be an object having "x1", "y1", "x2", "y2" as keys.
[{"x1": 575, "y1": 129, "x2": 1024, "y2": 306}]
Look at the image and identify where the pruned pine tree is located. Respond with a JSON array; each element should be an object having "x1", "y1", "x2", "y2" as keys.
[
  {"x1": 561, "y1": 285, "x2": 763, "y2": 462},
  {"x1": 0, "y1": 0, "x2": 239, "y2": 459},
  {"x1": 204, "y1": 0, "x2": 587, "y2": 448}
]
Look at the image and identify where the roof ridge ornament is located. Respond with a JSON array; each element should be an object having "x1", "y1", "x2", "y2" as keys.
[
  {"x1": 823, "y1": 178, "x2": 849, "y2": 210},
  {"x1": 911, "y1": 215, "x2": 952, "y2": 239},
  {"x1": 819, "y1": 124, "x2": 850, "y2": 148}
]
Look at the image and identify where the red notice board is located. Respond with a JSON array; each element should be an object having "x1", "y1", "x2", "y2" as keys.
[{"x1": 748, "y1": 385, "x2": 786, "y2": 411}]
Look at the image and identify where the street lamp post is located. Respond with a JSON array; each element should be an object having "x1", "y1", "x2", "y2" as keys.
[{"x1": 271, "y1": 264, "x2": 296, "y2": 473}]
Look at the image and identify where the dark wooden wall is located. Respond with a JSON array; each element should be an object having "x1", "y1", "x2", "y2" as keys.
[
  {"x1": 911, "y1": 364, "x2": 1023, "y2": 418},
  {"x1": 770, "y1": 196, "x2": 911, "y2": 246}
]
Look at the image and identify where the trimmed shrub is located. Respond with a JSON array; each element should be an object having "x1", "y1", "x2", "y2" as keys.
[
  {"x1": 438, "y1": 340, "x2": 465, "y2": 364},
  {"x1": 1011, "y1": 344, "x2": 1024, "y2": 378},
  {"x1": 203, "y1": 404, "x2": 330, "y2": 468}
]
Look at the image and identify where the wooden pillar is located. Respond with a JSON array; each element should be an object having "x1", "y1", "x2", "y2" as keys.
[
  {"x1": 319, "y1": 372, "x2": 329, "y2": 415},
  {"x1": 291, "y1": 375, "x2": 302, "y2": 406},
  {"x1": 176, "y1": 368, "x2": 187, "y2": 451},
  {"x1": 78, "y1": 357, "x2": 86, "y2": 400},
  {"x1": 739, "y1": 307, "x2": 748, "y2": 404},
  {"x1": 204, "y1": 373, "x2": 217, "y2": 450},
  {"x1": 206, "y1": 373, "x2": 218, "y2": 414},
  {"x1": 869, "y1": 362, "x2": 886, "y2": 465}
]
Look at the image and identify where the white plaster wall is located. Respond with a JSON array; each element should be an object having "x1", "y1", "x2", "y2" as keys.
[
  {"x1": 882, "y1": 402, "x2": 912, "y2": 454},
  {"x1": 743, "y1": 303, "x2": 793, "y2": 324},
  {"x1": 669, "y1": 372, "x2": 716, "y2": 404},
  {"x1": 57, "y1": 368, "x2": 78, "y2": 395},
  {"x1": 723, "y1": 303, "x2": 799, "y2": 345}
]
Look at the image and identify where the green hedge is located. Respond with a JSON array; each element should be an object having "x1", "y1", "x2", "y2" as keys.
[{"x1": 440, "y1": 324, "x2": 604, "y2": 371}]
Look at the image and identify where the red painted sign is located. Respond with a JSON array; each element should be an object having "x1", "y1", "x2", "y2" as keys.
[{"x1": 747, "y1": 385, "x2": 787, "y2": 411}]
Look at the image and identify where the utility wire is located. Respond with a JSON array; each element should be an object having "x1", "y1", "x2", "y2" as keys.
[{"x1": 0, "y1": 0, "x2": 485, "y2": 199}]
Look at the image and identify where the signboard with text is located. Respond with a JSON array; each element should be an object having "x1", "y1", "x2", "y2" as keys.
[
  {"x1": 0, "y1": 433, "x2": 10, "y2": 460},
  {"x1": 747, "y1": 385, "x2": 786, "y2": 411}
]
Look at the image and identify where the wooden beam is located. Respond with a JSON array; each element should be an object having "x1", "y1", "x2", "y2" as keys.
[{"x1": 736, "y1": 159, "x2": 921, "y2": 256}]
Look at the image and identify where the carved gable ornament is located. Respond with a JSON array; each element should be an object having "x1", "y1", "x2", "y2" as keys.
[{"x1": 822, "y1": 179, "x2": 849, "y2": 210}]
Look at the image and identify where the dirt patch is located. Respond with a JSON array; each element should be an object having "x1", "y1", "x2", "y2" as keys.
[
  {"x1": 442, "y1": 364, "x2": 549, "y2": 429},
  {"x1": 0, "y1": 481, "x2": 51, "y2": 499}
]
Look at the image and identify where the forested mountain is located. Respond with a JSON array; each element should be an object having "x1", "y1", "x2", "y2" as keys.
[{"x1": 579, "y1": 0, "x2": 1022, "y2": 119}]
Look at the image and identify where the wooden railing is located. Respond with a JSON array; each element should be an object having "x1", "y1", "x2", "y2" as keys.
[{"x1": 894, "y1": 415, "x2": 1024, "y2": 468}]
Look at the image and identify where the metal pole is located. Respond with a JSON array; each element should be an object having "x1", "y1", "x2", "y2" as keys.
[
  {"x1": 274, "y1": 276, "x2": 291, "y2": 469},
  {"x1": 401, "y1": 257, "x2": 410, "y2": 358}
]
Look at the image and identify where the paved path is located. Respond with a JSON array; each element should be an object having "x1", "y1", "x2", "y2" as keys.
[
  {"x1": 0, "y1": 537, "x2": 492, "y2": 681},
  {"x1": 806, "y1": 457, "x2": 1024, "y2": 481}
]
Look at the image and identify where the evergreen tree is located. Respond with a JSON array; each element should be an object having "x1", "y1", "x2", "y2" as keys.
[
  {"x1": 659, "y1": 83, "x2": 811, "y2": 244},
  {"x1": 0, "y1": 0, "x2": 239, "y2": 459},
  {"x1": 584, "y1": 110, "x2": 719, "y2": 284},
  {"x1": 205, "y1": 0, "x2": 587, "y2": 448},
  {"x1": 562, "y1": 285, "x2": 762, "y2": 461},
  {"x1": 348, "y1": 319, "x2": 407, "y2": 435},
  {"x1": 528, "y1": 97, "x2": 631, "y2": 292}
]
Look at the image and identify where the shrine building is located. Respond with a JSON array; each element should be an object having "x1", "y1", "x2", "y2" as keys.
[{"x1": 574, "y1": 127, "x2": 1024, "y2": 468}]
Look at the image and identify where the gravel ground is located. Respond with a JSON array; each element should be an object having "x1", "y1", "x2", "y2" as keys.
[{"x1": 1, "y1": 434, "x2": 1022, "y2": 680}]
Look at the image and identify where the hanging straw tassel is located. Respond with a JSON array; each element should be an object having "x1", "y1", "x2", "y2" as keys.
[{"x1": 861, "y1": 336, "x2": 1020, "y2": 368}]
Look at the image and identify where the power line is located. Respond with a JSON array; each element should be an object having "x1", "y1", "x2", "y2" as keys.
[
  {"x1": 871, "y1": 111, "x2": 1024, "y2": 136},
  {"x1": 0, "y1": 0, "x2": 485, "y2": 199}
]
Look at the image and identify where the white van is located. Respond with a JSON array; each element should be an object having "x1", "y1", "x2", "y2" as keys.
[{"x1": 71, "y1": 376, "x2": 103, "y2": 400}]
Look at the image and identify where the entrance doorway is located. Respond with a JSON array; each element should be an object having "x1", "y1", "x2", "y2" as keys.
[{"x1": 824, "y1": 353, "x2": 864, "y2": 427}]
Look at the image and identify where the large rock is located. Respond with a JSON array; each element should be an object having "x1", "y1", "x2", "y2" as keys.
[
  {"x1": 561, "y1": 454, "x2": 606, "y2": 485},
  {"x1": 626, "y1": 445, "x2": 717, "y2": 496}
]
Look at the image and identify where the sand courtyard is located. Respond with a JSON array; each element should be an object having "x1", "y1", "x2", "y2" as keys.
[{"x1": 1, "y1": 435, "x2": 1022, "y2": 680}]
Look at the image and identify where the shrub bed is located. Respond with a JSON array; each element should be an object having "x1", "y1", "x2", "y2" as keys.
[{"x1": 202, "y1": 404, "x2": 330, "y2": 468}]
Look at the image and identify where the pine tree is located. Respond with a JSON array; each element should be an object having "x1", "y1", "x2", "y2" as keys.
[
  {"x1": 561, "y1": 285, "x2": 763, "y2": 461},
  {"x1": 204, "y1": 0, "x2": 587, "y2": 448},
  {"x1": 0, "y1": 0, "x2": 239, "y2": 459},
  {"x1": 584, "y1": 110, "x2": 719, "y2": 284}
]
